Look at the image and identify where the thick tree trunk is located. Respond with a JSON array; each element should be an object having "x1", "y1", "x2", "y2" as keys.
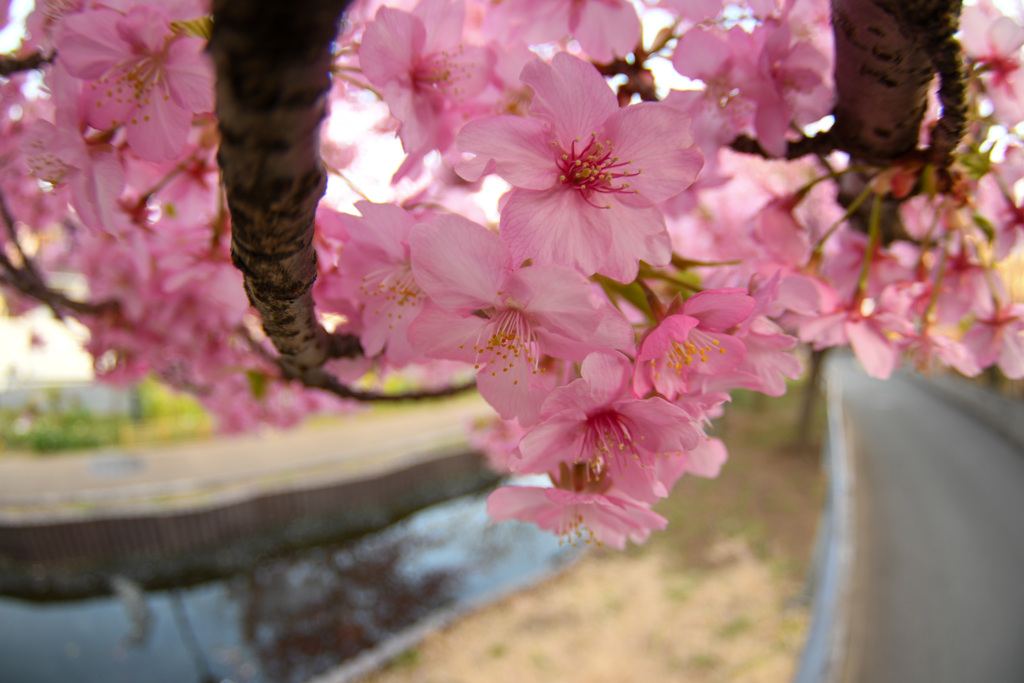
[
  {"x1": 831, "y1": 0, "x2": 965, "y2": 167},
  {"x1": 209, "y1": 0, "x2": 354, "y2": 375}
]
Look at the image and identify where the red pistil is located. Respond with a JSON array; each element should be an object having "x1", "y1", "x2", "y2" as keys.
[{"x1": 557, "y1": 133, "x2": 642, "y2": 208}]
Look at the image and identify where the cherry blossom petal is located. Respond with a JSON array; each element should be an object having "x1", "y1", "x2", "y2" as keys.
[
  {"x1": 359, "y1": 6, "x2": 426, "y2": 86},
  {"x1": 577, "y1": 351, "x2": 632, "y2": 403},
  {"x1": 636, "y1": 315, "x2": 700, "y2": 362},
  {"x1": 990, "y1": 15, "x2": 1024, "y2": 56},
  {"x1": 682, "y1": 436, "x2": 728, "y2": 478},
  {"x1": 513, "y1": 413, "x2": 587, "y2": 473},
  {"x1": 406, "y1": 304, "x2": 487, "y2": 362},
  {"x1": 423, "y1": 45, "x2": 495, "y2": 101},
  {"x1": 672, "y1": 26, "x2": 733, "y2": 81},
  {"x1": 999, "y1": 328, "x2": 1024, "y2": 378},
  {"x1": 455, "y1": 115, "x2": 556, "y2": 187},
  {"x1": 125, "y1": 96, "x2": 192, "y2": 161},
  {"x1": 727, "y1": 329, "x2": 803, "y2": 396},
  {"x1": 846, "y1": 318, "x2": 899, "y2": 379},
  {"x1": 500, "y1": 187, "x2": 611, "y2": 276},
  {"x1": 70, "y1": 147, "x2": 125, "y2": 232},
  {"x1": 116, "y1": 5, "x2": 168, "y2": 53},
  {"x1": 599, "y1": 200, "x2": 672, "y2": 283},
  {"x1": 410, "y1": 214, "x2": 508, "y2": 312},
  {"x1": 572, "y1": 0, "x2": 641, "y2": 64},
  {"x1": 164, "y1": 37, "x2": 215, "y2": 113},
  {"x1": 508, "y1": 265, "x2": 611, "y2": 343},
  {"x1": 476, "y1": 357, "x2": 546, "y2": 424},
  {"x1": 682, "y1": 288, "x2": 756, "y2": 329},
  {"x1": 57, "y1": 9, "x2": 127, "y2": 79},
  {"x1": 519, "y1": 53, "x2": 618, "y2": 146},
  {"x1": 599, "y1": 103, "x2": 703, "y2": 203},
  {"x1": 616, "y1": 399, "x2": 703, "y2": 453},
  {"x1": 415, "y1": 0, "x2": 465, "y2": 53},
  {"x1": 343, "y1": 201, "x2": 417, "y2": 264}
]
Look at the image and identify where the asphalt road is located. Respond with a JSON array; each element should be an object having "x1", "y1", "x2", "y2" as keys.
[{"x1": 835, "y1": 357, "x2": 1024, "y2": 682}]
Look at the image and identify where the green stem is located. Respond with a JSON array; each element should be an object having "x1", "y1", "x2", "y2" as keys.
[
  {"x1": 812, "y1": 179, "x2": 874, "y2": 260},
  {"x1": 922, "y1": 233, "x2": 951, "y2": 325},
  {"x1": 854, "y1": 192, "x2": 883, "y2": 302},
  {"x1": 669, "y1": 254, "x2": 743, "y2": 269},
  {"x1": 639, "y1": 266, "x2": 703, "y2": 293},
  {"x1": 792, "y1": 164, "x2": 870, "y2": 203}
]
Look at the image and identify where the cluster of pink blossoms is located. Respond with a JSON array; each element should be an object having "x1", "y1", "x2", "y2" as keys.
[{"x1": 2, "y1": 0, "x2": 1024, "y2": 546}]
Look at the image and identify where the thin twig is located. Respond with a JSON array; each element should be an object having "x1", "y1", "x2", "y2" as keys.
[
  {"x1": 0, "y1": 51, "x2": 53, "y2": 77},
  {"x1": 0, "y1": 189, "x2": 117, "y2": 317},
  {"x1": 0, "y1": 185, "x2": 41, "y2": 280},
  {"x1": 297, "y1": 366, "x2": 477, "y2": 402},
  {"x1": 242, "y1": 327, "x2": 476, "y2": 402},
  {"x1": 730, "y1": 131, "x2": 838, "y2": 160}
]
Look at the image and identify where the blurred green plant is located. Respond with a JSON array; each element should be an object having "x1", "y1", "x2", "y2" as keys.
[{"x1": 0, "y1": 379, "x2": 211, "y2": 455}]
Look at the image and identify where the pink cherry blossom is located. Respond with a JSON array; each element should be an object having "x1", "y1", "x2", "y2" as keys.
[
  {"x1": 747, "y1": 18, "x2": 832, "y2": 156},
  {"x1": 18, "y1": 63, "x2": 128, "y2": 234},
  {"x1": 962, "y1": 0, "x2": 1024, "y2": 126},
  {"x1": 963, "y1": 303, "x2": 1024, "y2": 379},
  {"x1": 633, "y1": 288, "x2": 754, "y2": 401},
  {"x1": 753, "y1": 194, "x2": 812, "y2": 266},
  {"x1": 514, "y1": 352, "x2": 706, "y2": 503},
  {"x1": 799, "y1": 289, "x2": 915, "y2": 379},
  {"x1": 467, "y1": 415, "x2": 528, "y2": 474},
  {"x1": 668, "y1": 26, "x2": 760, "y2": 171},
  {"x1": 486, "y1": 462, "x2": 667, "y2": 548},
  {"x1": 975, "y1": 147, "x2": 1024, "y2": 260},
  {"x1": 906, "y1": 325, "x2": 982, "y2": 377},
  {"x1": 335, "y1": 201, "x2": 427, "y2": 367},
  {"x1": 486, "y1": 484, "x2": 666, "y2": 549},
  {"x1": 8, "y1": 0, "x2": 1024, "y2": 553},
  {"x1": 703, "y1": 274, "x2": 805, "y2": 396},
  {"x1": 456, "y1": 52, "x2": 702, "y2": 282},
  {"x1": 359, "y1": 0, "x2": 494, "y2": 179},
  {"x1": 408, "y1": 214, "x2": 633, "y2": 424},
  {"x1": 720, "y1": 319, "x2": 804, "y2": 396},
  {"x1": 488, "y1": 0, "x2": 641, "y2": 65},
  {"x1": 56, "y1": 4, "x2": 214, "y2": 162}
]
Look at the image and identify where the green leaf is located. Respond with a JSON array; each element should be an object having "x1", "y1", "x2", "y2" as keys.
[
  {"x1": 960, "y1": 147, "x2": 992, "y2": 181},
  {"x1": 594, "y1": 275, "x2": 652, "y2": 319},
  {"x1": 247, "y1": 371, "x2": 268, "y2": 400},
  {"x1": 972, "y1": 212, "x2": 996, "y2": 241}
]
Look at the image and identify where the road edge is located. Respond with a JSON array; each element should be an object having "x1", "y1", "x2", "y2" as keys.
[{"x1": 793, "y1": 356, "x2": 858, "y2": 683}]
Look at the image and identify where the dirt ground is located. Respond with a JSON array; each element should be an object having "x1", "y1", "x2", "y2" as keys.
[{"x1": 361, "y1": 389, "x2": 827, "y2": 683}]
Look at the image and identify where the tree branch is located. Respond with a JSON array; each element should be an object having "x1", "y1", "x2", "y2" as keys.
[
  {"x1": 0, "y1": 51, "x2": 52, "y2": 77},
  {"x1": 209, "y1": 0, "x2": 357, "y2": 376},
  {"x1": 240, "y1": 329, "x2": 477, "y2": 402},
  {"x1": 730, "y1": 131, "x2": 838, "y2": 160},
  {"x1": 0, "y1": 190, "x2": 116, "y2": 318},
  {"x1": 830, "y1": 0, "x2": 966, "y2": 167},
  {"x1": 298, "y1": 367, "x2": 478, "y2": 402}
]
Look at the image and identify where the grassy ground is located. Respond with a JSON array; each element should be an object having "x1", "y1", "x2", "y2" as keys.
[{"x1": 361, "y1": 383, "x2": 827, "y2": 683}]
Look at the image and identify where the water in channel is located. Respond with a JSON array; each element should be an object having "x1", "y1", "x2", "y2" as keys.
[{"x1": 0, "y1": 488, "x2": 580, "y2": 683}]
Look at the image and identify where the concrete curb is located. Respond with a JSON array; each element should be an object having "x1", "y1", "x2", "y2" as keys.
[
  {"x1": 793, "y1": 358, "x2": 857, "y2": 683},
  {"x1": 0, "y1": 427, "x2": 472, "y2": 522},
  {"x1": 0, "y1": 447, "x2": 499, "y2": 598}
]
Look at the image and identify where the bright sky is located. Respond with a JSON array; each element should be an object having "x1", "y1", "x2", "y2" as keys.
[
  {"x1": 0, "y1": 0, "x2": 30, "y2": 52},
  {"x1": 0, "y1": 310, "x2": 94, "y2": 389}
]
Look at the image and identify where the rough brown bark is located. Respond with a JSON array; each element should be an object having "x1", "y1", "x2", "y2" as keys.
[
  {"x1": 830, "y1": 0, "x2": 966, "y2": 167},
  {"x1": 209, "y1": 0, "x2": 356, "y2": 376}
]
